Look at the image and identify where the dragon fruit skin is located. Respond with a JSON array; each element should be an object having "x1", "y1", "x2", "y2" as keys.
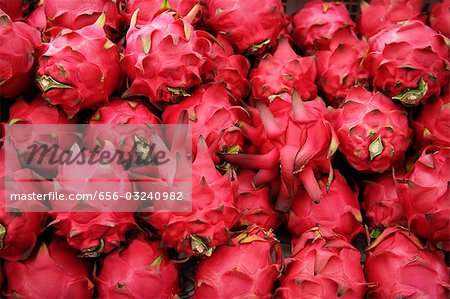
[
  {"x1": 275, "y1": 227, "x2": 367, "y2": 299},
  {"x1": 412, "y1": 93, "x2": 450, "y2": 149},
  {"x1": 0, "y1": 0, "x2": 35, "y2": 21},
  {"x1": 162, "y1": 83, "x2": 249, "y2": 161},
  {"x1": 94, "y1": 235, "x2": 180, "y2": 298},
  {"x1": 0, "y1": 11, "x2": 42, "y2": 98},
  {"x1": 235, "y1": 169, "x2": 281, "y2": 230},
  {"x1": 316, "y1": 29, "x2": 370, "y2": 106},
  {"x1": 144, "y1": 137, "x2": 240, "y2": 257},
  {"x1": 362, "y1": 172, "x2": 406, "y2": 229},
  {"x1": 329, "y1": 87, "x2": 412, "y2": 173},
  {"x1": 3, "y1": 238, "x2": 94, "y2": 298},
  {"x1": 292, "y1": 0, "x2": 356, "y2": 52},
  {"x1": 250, "y1": 37, "x2": 317, "y2": 104},
  {"x1": 203, "y1": 0, "x2": 286, "y2": 54},
  {"x1": 365, "y1": 20, "x2": 449, "y2": 106},
  {"x1": 37, "y1": 21, "x2": 121, "y2": 118},
  {"x1": 365, "y1": 227, "x2": 450, "y2": 298},
  {"x1": 358, "y1": 0, "x2": 425, "y2": 38},
  {"x1": 396, "y1": 147, "x2": 450, "y2": 250},
  {"x1": 9, "y1": 97, "x2": 74, "y2": 124},
  {"x1": 118, "y1": 0, "x2": 199, "y2": 27},
  {"x1": 194, "y1": 226, "x2": 282, "y2": 298},
  {"x1": 430, "y1": 0, "x2": 450, "y2": 38},
  {"x1": 287, "y1": 170, "x2": 363, "y2": 242}
]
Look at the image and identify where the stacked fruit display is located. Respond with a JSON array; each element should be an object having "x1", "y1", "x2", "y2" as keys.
[{"x1": 0, "y1": 0, "x2": 449, "y2": 298}]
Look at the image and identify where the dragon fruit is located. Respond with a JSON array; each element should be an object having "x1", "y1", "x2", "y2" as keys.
[
  {"x1": 412, "y1": 93, "x2": 450, "y2": 149},
  {"x1": 250, "y1": 37, "x2": 317, "y2": 104},
  {"x1": 0, "y1": 0, "x2": 36, "y2": 21},
  {"x1": 95, "y1": 235, "x2": 180, "y2": 298},
  {"x1": 203, "y1": 0, "x2": 286, "y2": 54},
  {"x1": 396, "y1": 146, "x2": 450, "y2": 250},
  {"x1": 287, "y1": 170, "x2": 363, "y2": 242},
  {"x1": 328, "y1": 87, "x2": 412, "y2": 173},
  {"x1": 36, "y1": 17, "x2": 121, "y2": 118},
  {"x1": 275, "y1": 227, "x2": 367, "y2": 298},
  {"x1": 365, "y1": 20, "x2": 449, "y2": 106},
  {"x1": 362, "y1": 171, "x2": 406, "y2": 229},
  {"x1": 235, "y1": 169, "x2": 281, "y2": 230},
  {"x1": 292, "y1": 0, "x2": 355, "y2": 52},
  {"x1": 194, "y1": 225, "x2": 282, "y2": 298},
  {"x1": 365, "y1": 227, "x2": 450, "y2": 298},
  {"x1": 118, "y1": 0, "x2": 199, "y2": 27},
  {"x1": 0, "y1": 11, "x2": 42, "y2": 98},
  {"x1": 162, "y1": 83, "x2": 249, "y2": 162},
  {"x1": 143, "y1": 137, "x2": 240, "y2": 257},
  {"x1": 223, "y1": 92, "x2": 339, "y2": 211},
  {"x1": 430, "y1": 0, "x2": 450, "y2": 38},
  {"x1": 358, "y1": 0, "x2": 425, "y2": 38},
  {"x1": 316, "y1": 29, "x2": 370, "y2": 106},
  {"x1": 42, "y1": 0, "x2": 123, "y2": 40},
  {"x1": 9, "y1": 97, "x2": 74, "y2": 124},
  {"x1": 122, "y1": 7, "x2": 218, "y2": 108},
  {"x1": 3, "y1": 238, "x2": 94, "y2": 298}
]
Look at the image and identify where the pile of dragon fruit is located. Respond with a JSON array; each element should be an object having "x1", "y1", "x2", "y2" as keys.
[{"x1": 1, "y1": 0, "x2": 449, "y2": 297}]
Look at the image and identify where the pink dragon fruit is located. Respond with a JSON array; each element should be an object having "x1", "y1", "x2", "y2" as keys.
[
  {"x1": 118, "y1": 0, "x2": 199, "y2": 27},
  {"x1": 0, "y1": 10, "x2": 42, "y2": 98},
  {"x1": 365, "y1": 20, "x2": 449, "y2": 106},
  {"x1": 224, "y1": 92, "x2": 339, "y2": 211},
  {"x1": 122, "y1": 6, "x2": 218, "y2": 108},
  {"x1": 143, "y1": 137, "x2": 240, "y2": 257},
  {"x1": 358, "y1": 0, "x2": 425, "y2": 38},
  {"x1": 430, "y1": 0, "x2": 450, "y2": 38},
  {"x1": 95, "y1": 235, "x2": 180, "y2": 298},
  {"x1": 412, "y1": 93, "x2": 450, "y2": 149},
  {"x1": 292, "y1": 0, "x2": 356, "y2": 52},
  {"x1": 3, "y1": 238, "x2": 94, "y2": 298},
  {"x1": 328, "y1": 87, "x2": 412, "y2": 173},
  {"x1": 203, "y1": 0, "x2": 286, "y2": 54},
  {"x1": 365, "y1": 227, "x2": 450, "y2": 298},
  {"x1": 287, "y1": 170, "x2": 363, "y2": 242},
  {"x1": 396, "y1": 146, "x2": 450, "y2": 250},
  {"x1": 162, "y1": 83, "x2": 249, "y2": 162},
  {"x1": 275, "y1": 227, "x2": 367, "y2": 298},
  {"x1": 42, "y1": 0, "x2": 123, "y2": 40},
  {"x1": 36, "y1": 18, "x2": 121, "y2": 118},
  {"x1": 235, "y1": 169, "x2": 281, "y2": 230},
  {"x1": 194, "y1": 225, "x2": 282, "y2": 298},
  {"x1": 0, "y1": 0, "x2": 36, "y2": 21},
  {"x1": 362, "y1": 171, "x2": 406, "y2": 229},
  {"x1": 8, "y1": 97, "x2": 74, "y2": 124},
  {"x1": 316, "y1": 29, "x2": 370, "y2": 106},
  {"x1": 250, "y1": 37, "x2": 317, "y2": 104}
]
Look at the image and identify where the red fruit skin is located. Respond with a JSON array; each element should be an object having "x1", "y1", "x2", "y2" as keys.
[
  {"x1": 430, "y1": 0, "x2": 450, "y2": 38},
  {"x1": 235, "y1": 169, "x2": 281, "y2": 230},
  {"x1": 0, "y1": 0, "x2": 32, "y2": 21},
  {"x1": 43, "y1": 0, "x2": 123, "y2": 40},
  {"x1": 9, "y1": 97, "x2": 74, "y2": 124},
  {"x1": 396, "y1": 147, "x2": 450, "y2": 251},
  {"x1": 203, "y1": 0, "x2": 286, "y2": 54},
  {"x1": 362, "y1": 172, "x2": 406, "y2": 229},
  {"x1": 412, "y1": 93, "x2": 450, "y2": 149},
  {"x1": 365, "y1": 228, "x2": 450, "y2": 298},
  {"x1": 329, "y1": 87, "x2": 412, "y2": 173},
  {"x1": 95, "y1": 236, "x2": 180, "y2": 298},
  {"x1": 365, "y1": 21, "x2": 449, "y2": 105},
  {"x1": 36, "y1": 23, "x2": 121, "y2": 118},
  {"x1": 194, "y1": 226, "x2": 282, "y2": 298},
  {"x1": 3, "y1": 238, "x2": 94, "y2": 298},
  {"x1": 287, "y1": 170, "x2": 363, "y2": 242},
  {"x1": 275, "y1": 227, "x2": 367, "y2": 299},
  {"x1": 0, "y1": 11, "x2": 42, "y2": 98},
  {"x1": 144, "y1": 138, "x2": 240, "y2": 257},
  {"x1": 292, "y1": 0, "x2": 355, "y2": 52},
  {"x1": 118, "y1": 0, "x2": 198, "y2": 26},
  {"x1": 250, "y1": 37, "x2": 317, "y2": 104},
  {"x1": 358, "y1": 0, "x2": 425, "y2": 38},
  {"x1": 162, "y1": 83, "x2": 249, "y2": 161}
]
